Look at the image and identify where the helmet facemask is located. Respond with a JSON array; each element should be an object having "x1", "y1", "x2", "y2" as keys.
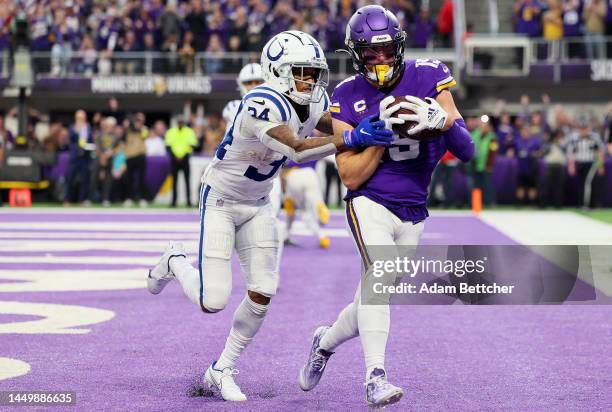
[
  {"x1": 348, "y1": 35, "x2": 405, "y2": 88},
  {"x1": 277, "y1": 62, "x2": 329, "y2": 105}
]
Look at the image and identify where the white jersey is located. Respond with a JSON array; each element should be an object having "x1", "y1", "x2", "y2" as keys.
[
  {"x1": 204, "y1": 84, "x2": 330, "y2": 201},
  {"x1": 222, "y1": 99, "x2": 241, "y2": 135},
  {"x1": 285, "y1": 167, "x2": 322, "y2": 208}
]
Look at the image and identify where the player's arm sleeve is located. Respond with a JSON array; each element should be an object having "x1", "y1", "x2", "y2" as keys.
[
  {"x1": 245, "y1": 96, "x2": 338, "y2": 163},
  {"x1": 261, "y1": 126, "x2": 338, "y2": 163},
  {"x1": 443, "y1": 119, "x2": 474, "y2": 162}
]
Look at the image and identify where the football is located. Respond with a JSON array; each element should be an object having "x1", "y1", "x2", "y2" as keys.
[{"x1": 390, "y1": 96, "x2": 441, "y2": 141}]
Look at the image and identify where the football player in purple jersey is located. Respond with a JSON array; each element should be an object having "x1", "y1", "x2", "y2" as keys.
[{"x1": 298, "y1": 5, "x2": 475, "y2": 407}]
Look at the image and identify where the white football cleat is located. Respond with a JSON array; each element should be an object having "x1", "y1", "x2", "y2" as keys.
[
  {"x1": 365, "y1": 368, "x2": 403, "y2": 407},
  {"x1": 204, "y1": 362, "x2": 247, "y2": 402},
  {"x1": 147, "y1": 242, "x2": 186, "y2": 295},
  {"x1": 298, "y1": 326, "x2": 333, "y2": 391}
]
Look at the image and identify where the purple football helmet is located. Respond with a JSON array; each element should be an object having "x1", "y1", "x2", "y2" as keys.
[{"x1": 345, "y1": 5, "x2": 406, "y2": 87}]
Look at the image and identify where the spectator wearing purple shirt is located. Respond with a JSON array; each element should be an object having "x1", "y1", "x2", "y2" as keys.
[
  {"x1": 511, "y1": 115, "x2": 528, "y2": 147},
  {"x1": 147, "y1": 0, "x2": 165, "y2": 23},
  {"x1": 563, "y1": 0, "x2": 584, "y2": 58},
  {"x1": 133, "y1": 8, "x2": 156, "y2": 49},
  {"x1": 513, "y1": 126, "x2": 543, "y2": 205},
  {"x1": 30, "y1": 6, "x2": 51, "y2": 51},
  {"x1": 530, "y1": 111, "x2": 550, "y2": 138},
  {"x1": 224, "y1": 0, "x2": 248, "y2": 16},
  {"x1": 0, "y1": 12, "x2": 10, "y2": 51},
  {"x1": 97, "y1": 10, "x2": 120, "y2": 51},
  {"x1": 311, "y1": 9, "x2": 340, "y2": 52},
  {"x1": 266, "y1": 2, "x2": 295, "y2": 39},
  {"x1": 411, "y1": 6, "x2": 434, "y2": 48},
  {"x1": 245, "y1": 0, "x2": 269, "y2": 52},
  {"x1": 496, "y1": 113, "x2": 516, "y2": 155},
  {"x1": 513, "y1": 0, "x2": 543, "y2": 37},
  {"x1": 207, "y1": 3, "x2": 230, "y2": 46}
]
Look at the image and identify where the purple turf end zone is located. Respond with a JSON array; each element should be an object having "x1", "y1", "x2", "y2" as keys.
[{"x1": 0, "y1": 210, "x2": 610, "y2": 411}]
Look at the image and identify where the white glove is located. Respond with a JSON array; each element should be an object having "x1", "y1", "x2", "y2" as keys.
[
  {"x1": 398, "y1": 95, "x2": 448, "y2": 135},
  {"x1": 379, "y1": 96, "x2": 409, "y2": 131}
]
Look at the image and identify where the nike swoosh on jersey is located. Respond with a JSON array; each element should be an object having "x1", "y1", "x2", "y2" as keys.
[{"x1": 252, "y1": 99, "x2": 266, "y2": 105}]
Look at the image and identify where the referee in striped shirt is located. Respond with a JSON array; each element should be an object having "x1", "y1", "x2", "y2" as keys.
[{"x1": 567, "y1": 119, "x2": 606, "y2": 208}]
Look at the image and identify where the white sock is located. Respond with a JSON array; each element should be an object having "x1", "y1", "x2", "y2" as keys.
[
  {"x1": 215, "y1": 295, "x2": 268, "y2": 370},
  {"x1": 319, "y1": 302, "x2": 359, "y2": 352},
  {"x1": 169, "y1": 256, "x2": 200, "y2": 305},
  {"x1": 359, "y1": 304, "x2": 390, "y2": 379}
]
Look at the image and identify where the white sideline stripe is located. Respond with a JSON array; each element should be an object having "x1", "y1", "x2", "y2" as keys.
[
  {"x1": 0, "y1": 222, "x2": 197, "y2": 231},
  {"x1": 428, "y1": 210, "x2": 475, "y2": 216},
  {"x1": 0, "y1": 256, "x2": 159, "y2": 265},
  {"x1": 0, "y1": 208, "x2": 473, "y2": 217},
  {"x1": 479, "y1": 211, "x2": 612, "y2": 245},
  {"x1": 479, "y1": 211, "x2": 612, "y2": 295},
  {"x1": 0, "y1": 208, "x2": 347, "y2": 216},
  {"x1": 0, "y1": 232, "x2": 200, "y2": 240},
  {"x1": 0, "y1": 208, "x2": 196, "y2": 215},
  {"x1": 0, "y1": 226, "x2": 351, "y2": 240},
  {"x1": 0, "y1": 241, "x2": 200, "y2": 253}
]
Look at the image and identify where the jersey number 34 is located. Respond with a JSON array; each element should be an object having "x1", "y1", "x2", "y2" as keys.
[{"x1": 247, "y1": 106, "x2": 270, "y2": 121}]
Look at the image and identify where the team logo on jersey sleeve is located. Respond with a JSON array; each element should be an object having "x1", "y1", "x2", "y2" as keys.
[{"x1": 330, "y1": 102, "x2": 341, "y2": 113}]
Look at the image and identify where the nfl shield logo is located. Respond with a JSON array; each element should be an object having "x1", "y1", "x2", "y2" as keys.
[{"x1": 216, "y1": 199, "x2": 224, "y2": 207}]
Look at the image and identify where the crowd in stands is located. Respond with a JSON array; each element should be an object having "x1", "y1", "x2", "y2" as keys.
[
  {"x1": 0, "y1": 99, "x2": 225, "y2": 207},
  {"x1": 1, "y1": 95, "x2": 610, "y2": 209},
  {"x1": 429, "y1": 95, "x2": 612, "y2": 209},
  {"x1": 0, "y1": 0, "x2": 458, "y2": 75},
  {"x1": 513, "y1": 0, "x2": 612, "y2": 59}
]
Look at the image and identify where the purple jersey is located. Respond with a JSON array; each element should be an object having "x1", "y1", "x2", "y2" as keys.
[
  {"x1": 515, "y1": 136, "x2": 542, "y2": 175},
  {"x1": 331, "y1": 59, "x2": 457, "y2": 222}
]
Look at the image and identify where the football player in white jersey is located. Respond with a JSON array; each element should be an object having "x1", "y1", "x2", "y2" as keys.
[
  {"x1": 220, "y1": 63, "x2": 285, "y2": 262},
  {"x1": 281, "y1": 163, "x2": 331, "y2": 249},
  {"x1": 147, "y1": 30, "x2": 395, "y2": 402},
  {"x1": 222, "y1": 63, "x2": 264, "y2": 135}
]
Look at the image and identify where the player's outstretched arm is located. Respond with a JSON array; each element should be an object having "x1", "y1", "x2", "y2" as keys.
[
  {"x1": 333, "y1": 118, "x2": 386, "y2": 191},
  {"x1": 261, "y1": 115, "x2": 393, "y2": 163},
  {"x1": 436, "y1": 91, "x2": 475, "y2": 162}
]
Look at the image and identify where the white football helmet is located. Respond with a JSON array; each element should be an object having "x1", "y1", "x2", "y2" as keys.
[
  {"x1": 260, "y1": 30, "x2": 329, "y2": 105},
  {"x1": 237, "y1": 63, "x2": 264, "y2": 97}
]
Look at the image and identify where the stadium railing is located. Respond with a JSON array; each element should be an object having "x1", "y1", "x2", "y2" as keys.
[{"x1": 17, "y1": 49, "x2": 457, "y2": 80}]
